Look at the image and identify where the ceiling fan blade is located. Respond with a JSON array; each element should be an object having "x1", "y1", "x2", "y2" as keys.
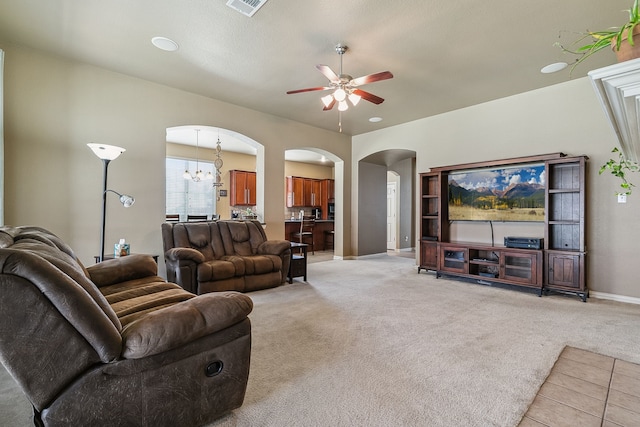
[
  {"x1": 323, "y1": 98, "x2": 336, "y2": 111},
  {"x1": 353, "y1": 89, "x2": 384, "y2": 105},
  {"x1": 351, "y1": 71, "x2": 394, "y2": 86},
  {"x1": 316, "y1": 64, "x2": 340, "y2": 83},
  {"x1": 286, "y1": 86, "x2": 332, "y2": 94}
]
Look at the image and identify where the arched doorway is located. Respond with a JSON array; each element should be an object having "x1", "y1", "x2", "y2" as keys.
[
  {"x1": 357, "y1": 149, "x2": 416, "y2": 257},
  {"x1": 165, "y1": 125, "x2": 264, "y2": 221},
  {"x1": 284, "y1": 148, "x2": 344, "y2": 258}
]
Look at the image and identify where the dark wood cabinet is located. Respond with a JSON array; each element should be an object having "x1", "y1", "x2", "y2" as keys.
[
  {"x1": 439, "y1": 245, "x2": 468, "y2": 274},
  {"x1": 420, "y1": 240, "x2": 438, "y2": 271},
  {"x1": 285, "y1": 220, "x2": 334, "y2": 251},
  {"x1": 286, "y1": 176, "x2": 305, "y2": 207},
  {"x1": 437, "y1": 242, "x2": 542, "y2": 289},
  {"x1": 418, "y1": 172, "x2": 448, "y2": 273},
  {"x1": 304, "y1": 178, "x2": 322, "y2": 207},
  {"x1": 543, "y1": 156, "x2": 587, "y2": 301},
  {"x1": 320, "y1": 179, "x2": 334, "y2": 219},
  {"x1": 502, "y1": 251, "x2": 541, "y2": 285},
  {"x1": 230, "y1": 170, "x2": 256, "y2": 206},
  {"x1": 287, "y1": 176, "x2": 329, "y2": 208},
  {"x1": 418, "y1": 153, "x2": 586, "y2": 300},
  {"x1": 546, "y1": 251, "x2": 583, "y2": 289}
]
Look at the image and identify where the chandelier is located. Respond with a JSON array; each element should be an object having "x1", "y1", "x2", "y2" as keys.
[
  {"x1": 212, "y1": 131, "x2": 224, "y2": 188},
  {"x1": 183, "y1": 129, "x2": 213, "y2": 182}
]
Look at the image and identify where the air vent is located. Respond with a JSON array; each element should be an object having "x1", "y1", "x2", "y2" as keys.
[{"x1": 226, "y1": 0, "x2": 268, "y2": 17}]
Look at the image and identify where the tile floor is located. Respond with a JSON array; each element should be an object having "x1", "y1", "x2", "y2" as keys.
[{"x1": 519, "y1": 346, "x2": 640, "y2": 427}]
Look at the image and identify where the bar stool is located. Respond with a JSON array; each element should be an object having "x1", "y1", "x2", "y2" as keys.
[
  {"x1": 291, "y1": 216, "x2": 315, "y2": 255},
  {"x1": 324, "y1": 230, "x2": 335, "y2": 250}
]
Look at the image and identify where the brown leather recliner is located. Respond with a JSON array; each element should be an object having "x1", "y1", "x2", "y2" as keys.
[
  {"x1": 0, "y1": 226, "x2": 253, "y2": 427},
  {"x1": 162, "y1": 220, "x2": 291, "y2": 294}
]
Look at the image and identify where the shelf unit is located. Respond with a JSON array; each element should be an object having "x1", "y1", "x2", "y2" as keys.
[
  {"x1": 544, "y1": 156, "x2": 587, "y2": 301},
  {"x1": 418, "y1": 172, "x2": 448, "y2": 272},
  {"x1": 418, "y1": 153, "x2": 587, "y2": 301}
]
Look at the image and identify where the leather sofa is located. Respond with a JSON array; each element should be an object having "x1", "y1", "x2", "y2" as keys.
[
  {"x1": 0, "y1": 226, "x2": 253, "y2": 427},
  {"x1": 162, "y1": 220, "x2": 291, "y2": 294}
]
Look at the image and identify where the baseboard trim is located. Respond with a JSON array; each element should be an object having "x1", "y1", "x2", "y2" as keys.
[{"x1": 590, "y1": 291, "x2": 640, "y2": 305}]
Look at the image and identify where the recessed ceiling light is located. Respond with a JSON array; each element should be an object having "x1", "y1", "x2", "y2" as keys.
[
  {"x1": 540, "y1": 62, "x2": 568, "y2": 74},
  {"x1": 369, "y1": 117, "x2": 383, "y2": 123},
  {"x1": 151, "y1": 36, "x2": 179, "y2": 52}
]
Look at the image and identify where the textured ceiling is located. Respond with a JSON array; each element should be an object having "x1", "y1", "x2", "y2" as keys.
[{"x1": 0, "y1": 0, "x2": 629, "y2": 136}]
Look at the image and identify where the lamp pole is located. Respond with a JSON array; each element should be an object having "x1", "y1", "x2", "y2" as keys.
[
  {"x1": 88, "y1": 143, "x2": 128, "y2": 263},
  {"x1": 99, "y1": 158, "x2": 110, "y2": 262}
]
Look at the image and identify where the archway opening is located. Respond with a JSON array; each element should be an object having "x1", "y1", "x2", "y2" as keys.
[
  {"x1": 357, "y1": 149, "x2": 416, "y2": 257},
  {"x1": 165, "y1": 125, "x2": 263, "y2": 221}
]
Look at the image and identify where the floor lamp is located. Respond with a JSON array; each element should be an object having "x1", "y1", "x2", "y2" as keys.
[{"x1": 88, "y1": 143, "x2": 135, "y2": 262}]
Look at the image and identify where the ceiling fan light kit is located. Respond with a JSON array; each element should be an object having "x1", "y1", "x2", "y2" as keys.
[{"x1": 286, "y1": 44, "x2": 393, "y2": 114}]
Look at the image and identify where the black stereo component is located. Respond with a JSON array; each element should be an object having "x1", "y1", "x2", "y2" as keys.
[{"x1": 504, "y1": 237, "x2": 543, "y2": 250}]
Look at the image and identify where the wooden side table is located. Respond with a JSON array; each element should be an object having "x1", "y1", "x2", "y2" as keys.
[{"x1": 288, "y1": 242, "x2": 308, "y2": 283}]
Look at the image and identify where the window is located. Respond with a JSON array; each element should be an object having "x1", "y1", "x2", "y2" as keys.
[{"x1": 166, "y1": 157, "x2": 217, "y2": 220}]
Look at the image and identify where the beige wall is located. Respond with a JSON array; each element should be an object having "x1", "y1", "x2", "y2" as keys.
[
  {"x1": 1, "y1": 41, "x2": 352, "y2": 274},
  {"x1": 4, "y1": 39, "x2": 638, "y2": 299},
  {"x1": 353, "y1": 78, "x2": 639, "y2": 299}
]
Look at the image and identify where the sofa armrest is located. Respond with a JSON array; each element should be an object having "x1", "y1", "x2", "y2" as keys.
[
  {"x1": 165, "y1": 247, "x2": 205, "y2": 263},
  {"x1": 120, "y1": 291, "x2": 253, "y2": 359},
  {"x1": 257, "y1": 239, "x2": 291, "y2": 256},
  {"x1": 87, "y1": 254, "x2": 158, "y2": 288}
]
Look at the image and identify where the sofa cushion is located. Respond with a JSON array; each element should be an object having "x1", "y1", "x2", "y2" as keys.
[
  {"x1": 120, "y1": 291, "x2": 253, "y2": 359},
  {"x1": 199, "y1": 259, "x2": 240, "y2": 282},
  {"x1": 100, "y1": 278, "x2": 194, "y2": 327},
  {"x1": 243, "y1": 254, "x2": 281, "y2": 275}
]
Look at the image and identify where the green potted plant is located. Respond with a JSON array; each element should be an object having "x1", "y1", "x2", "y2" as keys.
[
  {"x1": 599, "y1": 147, "x2": 640, "y2": 195},
  {"x1": 557, "y1": 0, "x2": 640, "y2": 74}
]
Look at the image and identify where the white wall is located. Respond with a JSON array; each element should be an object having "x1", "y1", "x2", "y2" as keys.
[
  {"x1": 390, "y1": 157, "x2": 415, "y2": 250},
  {"x1": 353, "y1": 78, "x2": 640, "y2": 299}
]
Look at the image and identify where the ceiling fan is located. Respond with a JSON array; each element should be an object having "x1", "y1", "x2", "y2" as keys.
[{"x1": 286, "y1": 44, "x2": 393, "y2": 112}]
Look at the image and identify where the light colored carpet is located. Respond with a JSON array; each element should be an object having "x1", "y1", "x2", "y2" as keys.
[{"x1": 2, "y1": 256, "x2": 640, "y2": 426}]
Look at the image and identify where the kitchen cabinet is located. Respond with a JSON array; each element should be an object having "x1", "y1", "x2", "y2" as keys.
[
  {"x1": 304, "y1": 178, "x2": 322, "y2": 207},
  {"x1": 287, "y1": 176, "x2": 323, "y2": 207},
  {"x1": 285, "y1": 220, "x2": 334, "y2": 251},
  {"x1": 286, "y1": 176, "x2": 305, "y2": 207},
  {"x1": 230, "y1": 170, "x2": 256, "y2": 206},
  {"x1": 320, "y1": 179, "x2": 335, "y2": 220}
]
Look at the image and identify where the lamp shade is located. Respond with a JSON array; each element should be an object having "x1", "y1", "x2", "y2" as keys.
[
  {"x1": 88, "y1": 143, "x2": 126, "y2": 160},
  {"x1": 119, "y1": 194, "x2": 135, "y2": 207}
]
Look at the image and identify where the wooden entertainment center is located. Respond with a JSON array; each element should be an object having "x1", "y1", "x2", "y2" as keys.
[{"x1": 418, "y1": 153, "x2": 588, "y2": 301}]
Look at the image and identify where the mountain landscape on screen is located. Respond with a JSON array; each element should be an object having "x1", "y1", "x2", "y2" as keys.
[{"x1": 448, "y1": 164, "x2": 546, "y2": 222}]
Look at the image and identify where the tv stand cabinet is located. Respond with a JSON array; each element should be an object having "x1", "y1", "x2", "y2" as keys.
[
  {"x1": 418, "y1": 153, "x2": 588, "y2": 301},
  {"x1": 436, "y1": 242, "x2": 543, "y2": 292}
]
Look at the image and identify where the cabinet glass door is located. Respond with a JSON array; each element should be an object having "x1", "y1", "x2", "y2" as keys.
[
  {"x1": 440, "y1": 247, "x2": 467, "y2": 273},
  {"x1": 503, "y1": 253, "x2": 536, "y2": 284}
]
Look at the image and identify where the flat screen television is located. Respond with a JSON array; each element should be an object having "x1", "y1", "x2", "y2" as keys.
[{"x1": 448, "y1": 163, "x2": 545, "y2": 222}]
